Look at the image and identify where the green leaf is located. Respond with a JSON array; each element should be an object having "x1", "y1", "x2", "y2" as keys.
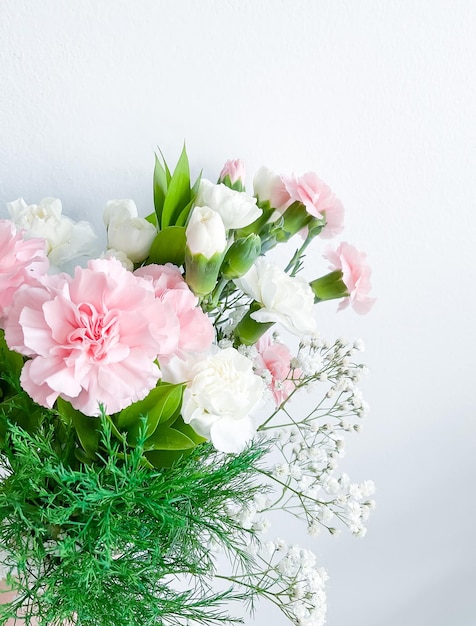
[
  {"x1": 191, "y1": 170, "x2": 202, "y2": 197},
  {"x1": 174, "y1": 198, "x2": 195, "y2": 227},
  {"x1": 145, "y1": 212, "x2": 158, "y2": 227},
  {"x1": 158, "y1": 147, "x2": 172, "y2": 184},
  {"x1": 147, "y1": 226, "x2": 186, "y2": 266},
  {"x1": 57, "y1": 398, "x2": 100, "y2": 458},
  {"x1": 0, "y1": 393, "x2": 42, "y2": 436},
  {"x1": 116, "y1": 383, "x2": 185, "y2": 439},
  {"x1": 74, "y1": 448, "x2": 95, "y2": 465},
  {"x1": 153, "y1": 154, "x2": 168, "y2": 227},
  {"x1": 144, "y1": 425, "x2": 195, "y2": 451},
  {"x1": 171, "y1": 416, "x2": 206, "y2": 445},
  {"x1": 161, "y1": 145, "x2": 191, "y2": 227},
  {"x1": 144, "y1": 447, "x2": 194, "y2": 468},
  {"x1": 0, "y1": 329, "x2": 23, "y2": 382}
]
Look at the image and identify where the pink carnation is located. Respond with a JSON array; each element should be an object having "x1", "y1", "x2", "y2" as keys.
[
  {"x1": 219, "y1": 159, "x2": 246, "y2": 185},
  {"x1": 281, "y1": 172, "x2": 345, "y2": 238},
  {"x1": 135, "y1": 263, "x2": 214, "y2": 357},
  {"x1": 4, "y1": 258, "x2": 180, "y2": 415},
  {"x1": 255, "y1": 334, "x2": 301, "y2": 406},
  {"x1": 325, "y1": 242, "x2": 375, "y2": 314},
  {"x1": 0, "y1": 220, "x2": 49, "y2": 325}
]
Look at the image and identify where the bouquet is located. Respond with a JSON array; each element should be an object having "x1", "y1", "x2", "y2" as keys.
[{"x1": 0, "y1": 147, "x2": 375, "y2": 626}]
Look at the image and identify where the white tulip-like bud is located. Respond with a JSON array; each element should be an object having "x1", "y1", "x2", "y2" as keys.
[
  {"x1": 185, "y1": 206, "x2": 227, "y2": 258},
  {"x1": 107, "y1": 216, "x2": 156, "y2": 264}
]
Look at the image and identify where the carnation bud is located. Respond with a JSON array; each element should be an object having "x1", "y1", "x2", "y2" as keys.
[
  {"x1": 275, "y1": 201, "x2": 315, "y2": 242},
  {"x1": 253, "y1": 166, "x2": 288, "y2": 209},
  {"x1": 218, "y1": 159, "x2": 246, "y2": 192},
  {"x1": 185, "y1": 206, "x2": 227, "y2": 296},
  {"x1": 220, "y1": 234, "x2": 261, "y2": 279},
  {"x1": 103, "y1": 199, "x2": 138, "y2": 227},
  {"x1": 233, "y1": 301, "x2": 274, "y2": 346},
  {"x1": 309, "y1": 270, "x2": 350, "y2": 303},
  {"x1": 107, "y1": 216, "x2": 157, "y2": 263}
]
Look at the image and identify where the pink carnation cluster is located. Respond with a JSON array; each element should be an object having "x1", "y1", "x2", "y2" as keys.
[
  {"x1": 0, "y1": 220, "x2": 49, "y2": 325},
  {"x1": 4, "y1": 258, "x2": 213, "y2": 416},
  {"x1": 134, "y1": 263, "x2": 214, "y2": 359}
]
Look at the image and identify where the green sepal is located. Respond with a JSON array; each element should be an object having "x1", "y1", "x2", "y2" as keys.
[
  {"x1": 235, "y1": 202, "x2": 274, "y2": 238},
  {"x1": 184, "y1": 250, "x2": 224, "y2": 297},
  {"x1": 116, "y1": 382, "x2": 185, "y2": 439},
  {"x1": 219, "y1": 174, "x2": 245, "y2": 192},
  {"x1": 309, "y1": 270, "x2": 349, "y2": 303},
  {"x1": 221, "y1": 234, "x2": 261, "y2": 279},
  {"x1": 57, "y1": 398, "x2": 101, "y2": 459},
  {"x1": 161, "y1": 145, "x2": 191, "y2": 228},
  {"x1": 147, "y1": 226, "x2": 186, "y2": 266},
  {"x1": 274, "y1": 201, "x2": 313, "y2": 243},
  {"x1": 233, "y1": 301, "x2": 274, "y2": 346}
]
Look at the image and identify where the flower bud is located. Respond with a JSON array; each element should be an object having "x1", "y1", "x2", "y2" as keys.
[
  {"x1": 218, "y1": 159, "x2": 246, "y2": 192},
  {"x1": 275, "y1": 201, "x2": 315, "y2": 242},
  {"x1": 253, "y1": 166, "x2": 289, "y2": 209},
  {"x1": 185, "y1": 206, "x2": 227, "y2": 296},
  {"x1": 220, "y1": 234, "x2": 261, "y2": 279},
  {"x1": 103, "y1": 199, "x2": 138, "y2": 227},
  {"x1": 107, "y1": 216, "x2": 157, "y2": 263},
  {"x1": 309, "y1": 270, "x2": 349, "y2": 303},
  {"x1": 234, "y1": 301, "x2": 274, "y2": 346}
]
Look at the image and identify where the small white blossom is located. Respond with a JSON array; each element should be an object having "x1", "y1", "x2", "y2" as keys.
[{"x1": 8, "y1": 197, "x2": 97, "y2": 267}]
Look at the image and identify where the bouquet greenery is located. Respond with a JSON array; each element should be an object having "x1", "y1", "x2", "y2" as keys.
[{"x1": 0, "y1": 148, "x2": 375, "y2": 625}]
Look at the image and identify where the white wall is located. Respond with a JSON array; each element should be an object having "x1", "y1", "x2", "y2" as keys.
[{"x1": 1, "y1": 1, "x2": 475, "y2": 624}]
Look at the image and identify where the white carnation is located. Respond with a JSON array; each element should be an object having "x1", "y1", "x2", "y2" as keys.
[
  {"x1": 105, "y1": 199, "x2": 156, "y2": 263},
  {"x1": 235, "y1": 257, "x2": 317, "y2": 336},
  {"x1": 195, "y1": 179, "x2": 261, "y2": 230},
  {"x1": 7, "y1": 197, "x2": 97, "y2": 267},
  {"x1": 182, "y1": 347, "x2": 264, "y2": 453}
]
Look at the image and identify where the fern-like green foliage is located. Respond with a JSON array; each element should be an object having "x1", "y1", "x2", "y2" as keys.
[{"x1": 0, "y1": 414, "x2": 268, "y2": 625}]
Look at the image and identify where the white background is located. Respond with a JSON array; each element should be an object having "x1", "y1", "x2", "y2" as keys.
[{"x1": 1, "y1": 1, "x2": 475, "y2": 625}]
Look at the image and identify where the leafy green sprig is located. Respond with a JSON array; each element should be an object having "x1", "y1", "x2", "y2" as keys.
[{"x1": 0, "y1": 414, "x2": 269, "y2": 625}]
